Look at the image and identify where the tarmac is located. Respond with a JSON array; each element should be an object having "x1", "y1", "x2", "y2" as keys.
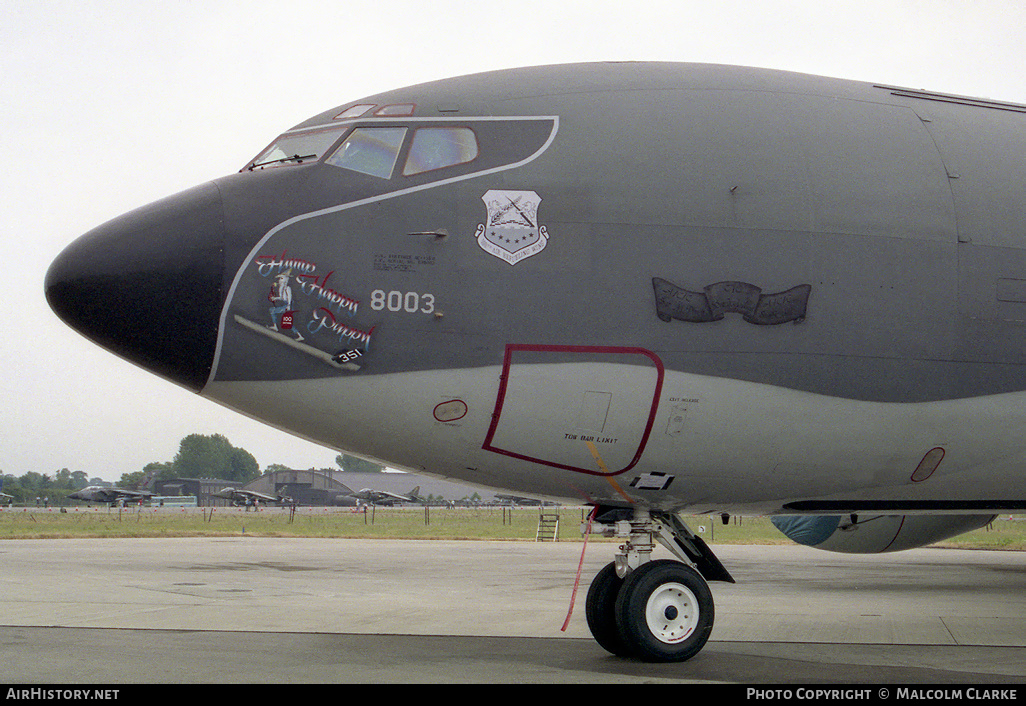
[{"x1": 0, "y1": 536, "x2": 1024, "y2": 684}]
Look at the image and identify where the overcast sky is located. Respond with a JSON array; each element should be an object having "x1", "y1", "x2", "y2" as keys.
[{"x1": 3, "y1": 0, "x2": 1025, "y2": 483}]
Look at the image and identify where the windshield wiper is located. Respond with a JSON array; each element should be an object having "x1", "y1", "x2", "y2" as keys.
[{"x1": 247, "y1": 153, "x2": 317, "y2": 170}]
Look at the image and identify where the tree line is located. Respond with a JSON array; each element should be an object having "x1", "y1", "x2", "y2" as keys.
[
  {"x1": 2, "y1": 434, "x2": 385, "y2": 504},
  {"x1": 118, "y1": 433, "x2": 260, "y2": 490},
  {"x1": 0, "y1": 468, "x2": 105, "y2": 505}
]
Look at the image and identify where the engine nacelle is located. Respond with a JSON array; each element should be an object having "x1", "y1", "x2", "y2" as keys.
[{"x1": 771, "y1": 514, "x2": 996, "y2": 553}]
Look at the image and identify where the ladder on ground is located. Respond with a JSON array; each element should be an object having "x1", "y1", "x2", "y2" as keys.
[{"x1": 535, "y1": 512, "x2": 560, "y2": 541}]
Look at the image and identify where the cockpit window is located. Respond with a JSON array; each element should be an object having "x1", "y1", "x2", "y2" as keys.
[
  {"x1": 247, "y1": 127, "x2": 346, "y2": 170},
  {"x1": 402, "y1": 127, "x2": 479, "y2": 176},
  {"x1": 375, "y1": 104, "x2": 416, "y2": 116},
  {"x1": 333, "y1": 104, "x2": 375, "y2": 120},
  {"x1": 325, "y1": 127, "x2": 407, "y2": 179}
]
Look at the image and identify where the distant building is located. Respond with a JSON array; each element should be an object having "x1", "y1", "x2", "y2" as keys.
[
  {"x1": 245, "y1": 469, "x2": 502, "y2": 506},
  {"x1": 154, "y1": 478, "x2": 241, "y2": 507},
  {"x1": 156, "y1": 470, "x2": 506, "y2": 507},
  {"x1": 244, "y1": 468, "x2": 349, "y2": 506}
]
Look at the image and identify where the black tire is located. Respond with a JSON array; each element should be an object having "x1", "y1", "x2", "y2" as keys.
[
  {"x1": 585, "y1": 562, "x2": 632, "y2": 656},
  {"x1": 614, "y1": 559, "x2": 714, "y2": 662}
]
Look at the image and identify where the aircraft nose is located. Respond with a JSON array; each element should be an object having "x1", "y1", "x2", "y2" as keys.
[{"x1": 45, "y1": 182, "x2": 225, "y2": 392}]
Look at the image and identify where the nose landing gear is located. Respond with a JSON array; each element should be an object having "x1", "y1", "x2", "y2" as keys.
[{"x1": 584, "y1": 507, "x2": 734, "y2": 662}]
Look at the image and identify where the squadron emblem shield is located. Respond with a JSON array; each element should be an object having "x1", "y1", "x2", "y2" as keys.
[{"x1": 475, "y1": 190, "x2": 549, "y2": 265}]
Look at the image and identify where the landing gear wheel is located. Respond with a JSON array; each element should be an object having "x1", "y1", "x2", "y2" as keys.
[
  {"x1": 615, "y1": 559, "x2": 714, "y2": 662},
  {"x1": 585, "y1": 562, "x2": 631, "y2": 656}
]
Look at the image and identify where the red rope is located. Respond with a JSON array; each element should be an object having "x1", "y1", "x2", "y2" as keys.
[{"x1": 561, "y1": 505, "x2": 598, "y2": 632}]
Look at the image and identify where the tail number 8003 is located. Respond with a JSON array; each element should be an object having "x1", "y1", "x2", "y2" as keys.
[{"x1": 370, "y1": 289, "x2": 436, "y2": 314}]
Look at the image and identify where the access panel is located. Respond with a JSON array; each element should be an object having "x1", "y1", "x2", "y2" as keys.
[{"x1": 483, "y1": 345, "x2": 664, "y2": 476}]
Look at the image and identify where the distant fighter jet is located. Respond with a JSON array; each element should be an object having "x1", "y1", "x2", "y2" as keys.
[
  {"x1": 68, "y1": 486, "x2": 153, "y2": 506},
  {"x1": 213, "y1": 487, "x2": 293, "y2": 507},
  {"x1": 335, "y1": 486, "x2": 422, "y2": 506},
  {"x1": 495, "y1": 494, "x2": 551, "y2": 506}
]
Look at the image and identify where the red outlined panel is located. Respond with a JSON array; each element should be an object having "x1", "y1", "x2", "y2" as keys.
[
  {"x1": 482, "y1": 344, "x2": 664, "y2": 476},
  {"x1": 911, "y1": 447, "x2": 945, "y2": 483}
]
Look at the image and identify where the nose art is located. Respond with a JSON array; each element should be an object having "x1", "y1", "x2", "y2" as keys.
[{"x1": 45, "y1": 182, "x2": 225, "y2": 392}]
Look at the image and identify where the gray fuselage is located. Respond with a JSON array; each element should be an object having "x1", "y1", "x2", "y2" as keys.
[{"x1": 46, "y1": 63, "x2": 1026, "y2": 515}]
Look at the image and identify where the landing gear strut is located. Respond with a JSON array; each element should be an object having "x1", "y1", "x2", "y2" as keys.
[{"x1": 584, "y1": 507, "x2": 734, "y2": 662}]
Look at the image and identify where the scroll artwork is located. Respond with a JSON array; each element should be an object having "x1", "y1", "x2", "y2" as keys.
[{"x1": 652, "y1": 278, "x2": 812, "y2": 326}]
